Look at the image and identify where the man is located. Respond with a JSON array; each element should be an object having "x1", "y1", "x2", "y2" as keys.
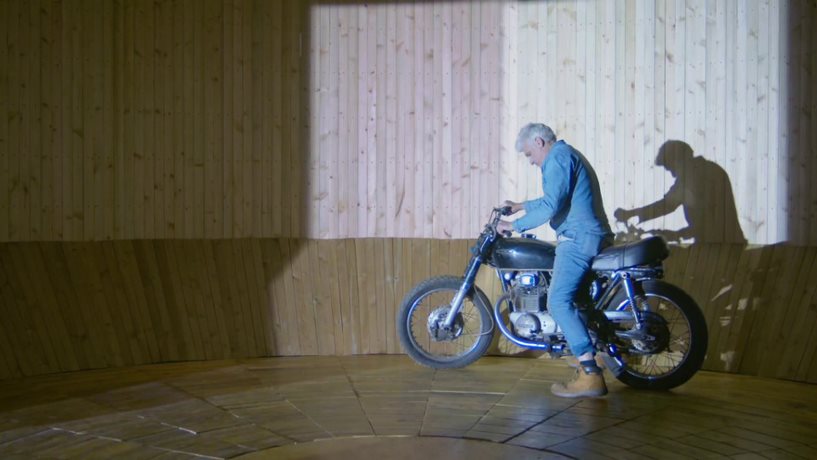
[{"x1": 497, "y1": 123, "x2": 613, "y2": 398}]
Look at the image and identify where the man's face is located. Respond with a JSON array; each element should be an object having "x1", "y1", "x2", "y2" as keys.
[{"x1": 521, "y1": 137, "x2": 551, "y2": 167}]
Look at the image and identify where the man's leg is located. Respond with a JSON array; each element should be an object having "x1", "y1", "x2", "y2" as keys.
[
  {"x1": 548, "y1": 240, "x2": 594, "y2": 357},
  {"x1": 548, "y1": 239, "x2": 607, "y2": 398}
]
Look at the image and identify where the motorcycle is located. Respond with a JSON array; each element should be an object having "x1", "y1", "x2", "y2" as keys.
[{"x1": 397, "y1": 207, "x2": 708, "y2": 390}]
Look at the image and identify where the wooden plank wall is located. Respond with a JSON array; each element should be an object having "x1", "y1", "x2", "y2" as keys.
[
  {"x1": 2, "y1": 0, "x2": 814, "y2": 243},
  {"x1": 2, "y1": 239, "x2": 817, "y2": 383},
  {"x1": 0, "y1": 0, "x2": 507, "y2": 241},
  {"x1": 506, "y1": 0, "x2": 815, "y2": 246},
  {"x1": 0, "y1": 0, "x2": 311, "y2": 241},
  {"x1": 1, "y1": 0, "x2": 816, "y2": 384}
]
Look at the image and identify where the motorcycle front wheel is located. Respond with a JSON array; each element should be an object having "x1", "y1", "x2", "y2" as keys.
[
  {"x1": 605, "y1": 280, "x2": 708, "y2": 390},
  {"x1": 397, "y1": 276, "x2": 494, "y2": 369}
]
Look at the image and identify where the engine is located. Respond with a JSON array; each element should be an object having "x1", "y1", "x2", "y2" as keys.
[{"x1": 505, "y1": 271, "x2": 560, "y2": 340}]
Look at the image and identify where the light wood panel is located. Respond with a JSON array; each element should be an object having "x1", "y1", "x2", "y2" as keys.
[
  {"x1": 0, "y1": 0, "x2": 815, "y2": 243},
  {"x1": 0, "y1": 0, "x2": 815, "y2": 393},
  {"x1": 1, "y1": 239, "x2": 817, "y2": 384}
]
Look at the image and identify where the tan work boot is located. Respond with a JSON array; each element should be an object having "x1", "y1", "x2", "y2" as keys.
[{"x1": 551, "y1": 365, "x2": 608, "y2": 398}]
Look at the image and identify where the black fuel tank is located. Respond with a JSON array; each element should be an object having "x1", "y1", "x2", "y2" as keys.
[{"x1": 488, "y1": 237, "x2": 556, "y2": 270}]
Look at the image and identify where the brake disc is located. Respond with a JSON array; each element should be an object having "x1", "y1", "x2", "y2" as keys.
[{"x1": 427, "y1": 306, "x2": 464, "y2": 341}]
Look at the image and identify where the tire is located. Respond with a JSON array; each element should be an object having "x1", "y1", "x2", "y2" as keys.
[
  {"x1": 605, "y1": 280, "x2": 708, "y2": 390},
  {"x1": 397, "y1": 276, "x2": 494, "y2": 369}
]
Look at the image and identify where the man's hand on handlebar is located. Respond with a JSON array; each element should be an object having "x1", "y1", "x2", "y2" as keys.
[
  {"x1": 496, "y1": 220, "x2": 514, "y2": 237},
  {"x1": 502, "y1": 200, "x2": 524, "y2": 215}
]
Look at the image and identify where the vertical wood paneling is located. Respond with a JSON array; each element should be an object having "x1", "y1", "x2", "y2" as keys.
[
  {"x1": 3, "y1": 239, "x2": 817, "y2": 383},
  {"x1": 775, "y1": 247, "x2": 817, "y2": 379},
  {"x1": 192, "y1": 0, "x2": 205, "y2": 239},
  {"x1": 471, "y1": 1, "x2": 483, "y2": 234},
  {"x1": 236, "y1": 239, "x2": 259, "y2": 355},
  {"x1": 291, "y1": 238, "x2": 318, "y2": 355},
  {"x1": 150, "y1": 240, "x2": 188, "y2": 359},
  {"x1": 156, "y1": 0, "x2": 169, "y2": 239},
  {"x1": 95, "y1": 242, "x2": 136, "y2": 363},
  {"x1": 0, "y1": 0, "x2": 8, "y2": 241},
  {"x1": 0, "y1": 257, "x2": 20, "y2": 379},
  {"x1": 597, "y1": 1, "x2": 616, "y2": 241},
  {"x1": 121, "y1": 0, "x2": 134, "y2": 239},
  {"x1": 501, "y1": 0, "x2": 516, "y2": 198},
  {"x1": 139, "y1": 0, "x2": 154, "y2": 239},
  {"x1": 21, "y1": 0, "x2": 34, "y2": 242},
  {"x1": 342, "y1": 239, "x2": 360, "y2": 354},
  {"x1": 309, "y1": 240, "x2": 333, "y2": 354},
  {"x1": 328, "y1": 6, "x2": 341, "y2": 240},
  {"x1": 452, "y1": 3, "x2": 466, "y2": 235},
  {"x1": 266, "y1": 239, "x2": 297, "y2": 355},
  {"x1": 28, "y1": 0, "x2": 41, "y2": 241},
  {"x1": 0, "y1": 1, "x2": 510, "y2": 241},
  {"x1": 355, "y1": 238, "x2": 373, "y2": 354},
  {"x1": 7, "y1": 0, "x2": 21, "y2": 240},
  {"x1": 187, "y1": 240, "x2": 218, "y2": 359},
  {"x1": 0, "y1": 0, "x2": 815, "y2": 388},
  {"x1": 181, "y1": 0, "x2": 195, "y2": 239},
  {"x1": 9, "y1": 245, "x2": 60, "y2": 372},
  {"x1": 0, "y1": 246, "x2": 41, "y2": 376}
]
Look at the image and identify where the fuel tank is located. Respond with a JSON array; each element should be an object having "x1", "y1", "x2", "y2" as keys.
[{"x1": 488, "y1": 237, "x2": 556, "y2": 270}]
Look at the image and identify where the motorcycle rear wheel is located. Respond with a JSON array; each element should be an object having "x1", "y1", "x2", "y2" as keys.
[
  {"x1": 397, "y1": 276, "x2": 494, "y2": 369},
  {"x1": 605, "y1": 280, "x2": 708, "y2": 390}
]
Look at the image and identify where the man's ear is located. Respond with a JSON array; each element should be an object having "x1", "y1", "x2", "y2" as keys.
[{"x1": 535, "y1": 136, "x2": 545, "y2": 148}]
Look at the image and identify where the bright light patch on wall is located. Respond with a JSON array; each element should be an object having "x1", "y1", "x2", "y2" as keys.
[{"x1": 306, "y1": 1, "x2": 797, "y2": 245}]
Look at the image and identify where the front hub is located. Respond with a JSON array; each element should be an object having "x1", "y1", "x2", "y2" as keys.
[{"x1": 428, "y1": 306, "x2": 464, "y2": 341}]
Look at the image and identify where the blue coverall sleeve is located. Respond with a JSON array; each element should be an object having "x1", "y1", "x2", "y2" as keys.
[{"x1": 512, "y1": 151, "x2": 573, "y2": 233}]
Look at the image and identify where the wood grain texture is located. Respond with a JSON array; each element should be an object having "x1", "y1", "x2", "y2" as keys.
[
  {"x1": 2, "y1": 356, "x2": 817, "y2": 457},
  {"x1": 0, "y1": 0, "x2": 813, "y2": 244},
  {"x1": 0, "y1": 239, "x2": 816, "y2": 384},
  {"x1": 0, "y1": 0, "x2": 815, "y2": 390}
]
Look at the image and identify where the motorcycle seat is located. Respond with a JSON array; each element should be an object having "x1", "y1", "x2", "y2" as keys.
[{"x1": 591, "y1": 236, "x2": 669, "y2": 271}]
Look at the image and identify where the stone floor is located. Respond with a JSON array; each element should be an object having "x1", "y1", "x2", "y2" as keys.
[{"x1": 1, "y1": 355, "x2": 816, "y2": 459}]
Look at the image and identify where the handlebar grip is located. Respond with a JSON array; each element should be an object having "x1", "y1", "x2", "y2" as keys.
[{"x1": 500, "y1": 206, "x2": 513, "y2": 216}]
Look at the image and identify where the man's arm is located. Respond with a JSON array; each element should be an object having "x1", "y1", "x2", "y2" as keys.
[{"x1": 512, "y1": 152, "x2": 572, "y2": 233}]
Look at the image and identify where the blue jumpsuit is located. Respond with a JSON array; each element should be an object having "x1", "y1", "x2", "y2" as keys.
[{"x1": 512, "y1": 140, "x2": 613, "y2": 357}]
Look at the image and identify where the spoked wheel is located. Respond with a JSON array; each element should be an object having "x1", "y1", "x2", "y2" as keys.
[
  {"x1": 606, "y1": 280, "x2": 707, "y2": 390},
  {"x1": 397, "y1": 276, "x2": 494, "y2": 369}
]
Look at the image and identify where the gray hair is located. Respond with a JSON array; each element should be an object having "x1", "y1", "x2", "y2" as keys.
[{"x1": 515, "y1": 123, "x2": 556, "y2": 152}]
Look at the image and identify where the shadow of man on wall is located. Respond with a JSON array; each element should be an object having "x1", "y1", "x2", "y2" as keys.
[
  {"x1": 612, "y1": 140, "x2": 777, "y2": 374},
  {"x1": 613, "y1": 140, "x2": 746, "y2": 245}
]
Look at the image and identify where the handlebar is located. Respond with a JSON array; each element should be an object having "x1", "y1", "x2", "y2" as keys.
[{"x1": 488, "y1": 206, "x2": 514, "y2": 238}]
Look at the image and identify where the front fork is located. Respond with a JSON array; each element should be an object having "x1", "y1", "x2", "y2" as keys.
[{"x1": 442, "y1": 256, "x2": 482, "y2": 328}]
